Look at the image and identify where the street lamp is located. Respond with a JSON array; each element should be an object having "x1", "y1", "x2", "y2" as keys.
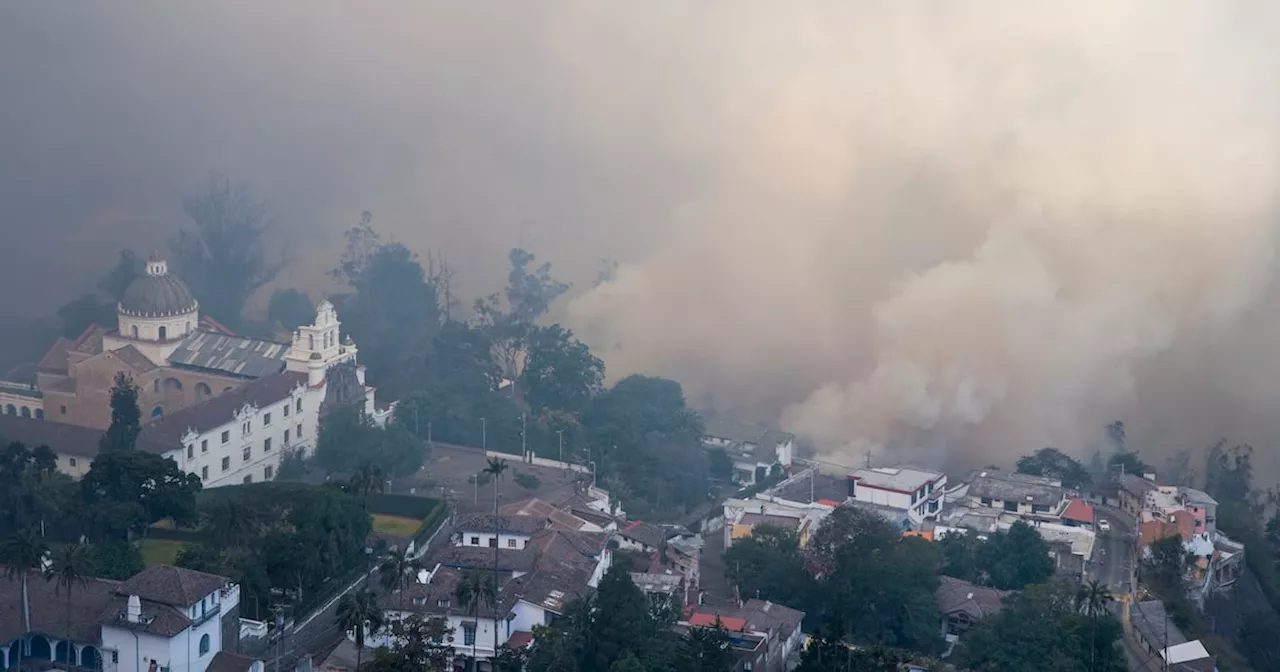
[
  {"x1": 481, "y1": 417, "x2": 487, "y2": 451},
  {"x1": 588, "y1": 460, "x2": 597, "y2": 489},
  {"x1": 556, "y1": 430, "x2": 564, "y2": 464}
]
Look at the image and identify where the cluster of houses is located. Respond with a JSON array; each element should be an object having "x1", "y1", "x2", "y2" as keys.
[{"x1": 0, "y1": 562, "x2": 263, "y2": 672}]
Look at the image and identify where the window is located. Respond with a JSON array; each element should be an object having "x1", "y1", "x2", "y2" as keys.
[
  {"x1": 297, "y1": 423, "x2": 303, "y2": 437},
  {"x1": 437, "y1": 599, "x2": 450, "y2": 608},
  {"x1": 221, "y1": 457, "x2": 230, "y2": 472},
  {"x1": 412, "y1": 596, "x2": 426, "y2": 606},
  {"x1": 507, "y1": 538, "x2": 517, "y2": 548},
  {"x1": 462, "y1": 625, "x2": 476, "y2": 646},
  {"x1": 201, "y1": 466, "x2": 209, "y2": 480},
  {"x1": 201, "y1": 439, "x2": 208, "y2": 453},
  {"x1": 133, "y1": 325, "x2": 140, "y2": 339},
  {"x1": 34, "y1": 409, "x2": 42, "y2": 420},
  {"x1": 283, "y1": 404, "x2": 290, "y2": 417},
  {"x1": 296, "y1": 399, "x2": 302, "y2": 413},
  {"x1": 69, "y1": 458, "x2": 77, "y2": 468},
  {"x1": 264, "y1": 465, "x2": 273, "y2": 480},
  {"x1": 243, "y1": 475, "x2": 252, "y2": 484},
  {"x1": 242, "y1": 421, "x2": 251, "y2": 435},
  {"x1": 60, "y1": 405, "x2": 66, "y2": 415},
  {"x1": 263, "y1": 437, "x2": 272, "y2": 452},
  {"x1": 263, "y1": 412, "x2": 272, "y2": 426},
  {"x1": 488, "y1": 537, "x2": 497, "y2": 548},
  {"x1": 158, "y1": 326, "x2": 167, "y2": 340},
  {"x1": 1003, "y1": 501, "x2": 1018, "y2": 513},
  {"x1": 198, "y1": 635, "x2": 209, "y2": 656},
  {"x1": 284, "y1": 429, "x2": 291, "y2": 445},
  {"x1": 980, "y1": 498, "x2": 992, "y2": 507},
  {"x1": 187, "y1": 445, "x2": 194, "y2": 459},
  {"x1": 242, "y1": 446, "x2": 251, "y2": 462},
  {"x1": 470, "y1": 536, "x2": 480, "y2": 546},
  {"x1": 221, "y1": 431, "x2": 230, "y2": 444}
]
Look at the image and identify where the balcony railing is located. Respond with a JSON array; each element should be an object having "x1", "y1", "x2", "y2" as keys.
[{"x1": 190, "y1": 603, "x2": 222, "y2": 628}]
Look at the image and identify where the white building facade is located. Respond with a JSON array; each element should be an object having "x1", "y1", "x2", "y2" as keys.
[{"x1": 848, "y1": 467, "x2": 947, "y2": 526}]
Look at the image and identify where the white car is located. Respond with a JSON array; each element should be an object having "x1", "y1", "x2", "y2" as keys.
[{"x1": 1098, "y1": 519, "x2": 1111, "y2": 532}]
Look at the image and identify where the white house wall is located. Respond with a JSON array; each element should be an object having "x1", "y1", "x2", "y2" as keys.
[
  {"x1": 101, "y1": 628, "x2": 171, "y2": 672},
  {"x1": 170, "y1": 386, "x2": 318, "y2": 488},
  {"x1": 456, "y1": 531, "x2": 532, "y2": 551}
]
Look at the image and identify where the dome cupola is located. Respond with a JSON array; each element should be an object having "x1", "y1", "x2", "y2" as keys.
[{"x1": 119, "y1": 252, "x2": 198, "y2": 318}]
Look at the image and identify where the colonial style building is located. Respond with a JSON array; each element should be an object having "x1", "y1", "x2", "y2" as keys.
[{"x1": 0, "y1": 252, "x2": 383, "y2": 488}]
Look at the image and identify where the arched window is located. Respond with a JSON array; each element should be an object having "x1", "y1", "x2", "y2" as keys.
[
  {"x1": 35, "y1": 409, "x2": 43, "y2": 420},
  {"x1": 152, "y1": 406, "x2": 163, "y2": 418},
  {"x1": 198, "y1": 634, "x2": 210, "y2": 656},
  {"x1": 158, "y1": 326, "x2": 167, "y2": 340},
  {"x1": 308, "y1": 334, "x2": 315, "y2": 350},
  {"x1": 154, "y1": 379, "x2": 161, "y2": 393},
  {"x1": 20, "y1": 407, "x2": 30, "y2": 418},
  {"x1": 165, "y1": 378, "x2": 183, "y2": 391},
  {"x1": 3, "y1": 404, "x2": 12, "y2": 415},
  {"x1": 195, "y1": 382, "x2": 212, "y2": 400},
  {"x1": 131, "y1": 325, "x2": 139, "y2": 339},
  {"x1": 185, "y1": 321, "x2": 191, "y2": 334}
]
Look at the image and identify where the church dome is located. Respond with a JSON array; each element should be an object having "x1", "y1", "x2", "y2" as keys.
[{"x1": 119, "y1": 253, "x2": 198, "y2": 317}]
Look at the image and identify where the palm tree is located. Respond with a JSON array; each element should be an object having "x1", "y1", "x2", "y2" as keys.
[
  {"x1": 0, "y1": 529, "x2": 49, "y2": 666},
  {"x1": 455, "y1": 570, "x2": 497, "y2": 671},
  {"x1": 335, "y1": 589, "x2": 385, "y2": 671},
  {"x1": 379, "y1": 546, "x2": 421, "y2": 612},
  {"x1": 1076, "y1": 579, "x2": 1113, "y2": 672},
  {"x1": 482, "y1": 457, "x2": 508, "y2": 660},
  {"x1": 46, "y1": 542, "x2": 95, "y2": 660},
  {"x1": 349, "y1": 461, "x2": 386, "y2": 511}
]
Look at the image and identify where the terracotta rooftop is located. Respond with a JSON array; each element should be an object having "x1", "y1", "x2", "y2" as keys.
[{"x1": 1062, "y1": 498, "x2": 1095, "y2": 524}]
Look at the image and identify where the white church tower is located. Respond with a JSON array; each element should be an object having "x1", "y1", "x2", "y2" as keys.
[{"x1": 285, "y1": 300, "x2": 361, "y2": 387}]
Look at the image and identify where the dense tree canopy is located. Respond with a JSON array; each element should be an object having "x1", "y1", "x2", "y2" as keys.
[
  {"x1": 1016, "y1": 447, "x2": 1091, "y2": 489},
  {"x1": 316, "y1": 406, "x2": 427, "y2": 478},
  {"x1": 268, "y1": 288, "x2": 315, "y2": 332},
  {"x1": 80, "y1": 450, "x2": 202, "y2": 540},
  {"x1": 521, "y1": 325, "x2": 604, "y2": 415},
  {"x1": 171, "y1": 174, "x2": 284, "y2": 328}
]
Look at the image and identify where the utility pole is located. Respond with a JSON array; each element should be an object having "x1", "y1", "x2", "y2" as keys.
[
  {"x1": 521, "y1": 412, "x2": 527, "y2": 462},
  {"x1": 427, "y1": 421, "x2": 432, "y2": 445},
  {"x1": 557, "y1": 430, "x2": 564, "y2": 464},
  {"x1": 810, "y1": 467, "x2": 815, "y2": 504},
  {"x1": 864, "y1": 451, "x2": 871, "y2": 468},
  {"x1": 481, "y1": 417, "x2": 487, "y2": 450}
]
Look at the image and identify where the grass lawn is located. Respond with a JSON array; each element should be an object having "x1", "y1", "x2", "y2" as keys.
[
  {"x1": 371, "y1": 514, "x2": 423, "y2": 537},
  {"x1": 140, "y1": 539, "x2": 186, "y2": 567}
]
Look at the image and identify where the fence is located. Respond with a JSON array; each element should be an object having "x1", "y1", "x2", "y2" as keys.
[{"x1": 483, "y1": 449, "x2": 590, "y2": 474}]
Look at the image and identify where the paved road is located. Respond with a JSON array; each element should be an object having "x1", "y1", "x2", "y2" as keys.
[{"x1": 1089, "y1": 505, "x2": 1136, "y2": 597}]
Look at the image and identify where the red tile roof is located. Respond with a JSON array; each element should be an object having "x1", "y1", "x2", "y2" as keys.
[
  {"x1": 688, "y1": 612, "x2": 747, "y2": 631},
  {"x1": 1062, "y1": 498, "x2": 1095, "y2": 524}
]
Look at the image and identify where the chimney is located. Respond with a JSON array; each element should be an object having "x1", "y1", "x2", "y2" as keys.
[{"x1": 127, "y1": 595, "x2": 142, "y2": 623}]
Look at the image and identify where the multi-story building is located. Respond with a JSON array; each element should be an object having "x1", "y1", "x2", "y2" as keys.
[{"x1": 847, "y1": 466, "x2": 947, "y2": 526}]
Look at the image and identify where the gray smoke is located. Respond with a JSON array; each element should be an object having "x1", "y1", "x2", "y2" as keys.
[{"x1": 6, "y1": 2, "x2": 1280, "y2": 476}]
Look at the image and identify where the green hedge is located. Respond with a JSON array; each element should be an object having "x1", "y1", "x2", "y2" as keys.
[
  {"x1": 412, "y1": 500, "x2": 449, "y2": 546},
  {"x1": 367, "y1": 492, "x2": 441, "y2": 519}
]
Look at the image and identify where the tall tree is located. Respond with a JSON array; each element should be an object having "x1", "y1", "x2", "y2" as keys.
[
  {"x1": 348, "y1": 461, "x2": 386, "y2": 512},
  {"x1": 336, "y1": 589, "x2": 385, "y2": 671},
  {"x1": 0, "y1": 529, "x2": 49, "y2": 657},
  {"x1": 46, "y1": 541, "x2": 95, "y2": 655},
  {"x1": 484, "y1": 457, "x2": 509, "y2": 658},
  {"x1": 267, "y1": 288, "x2": 315, "y2": 332},
  {"x1": 977, "y1": 520, "x2": 1055, "y2": 590},
  {"x1": 455, "y1": 570, "x2": 497, "y2": 670},
  {"x1": 99, "y1": 372, "x2": 141, "y2": 454},
  {"x1": 521, "y1": 325, "x2": 605, "y2": 415},
  {"x1": 80, "y1": 451, "x2": 202, "y2": 540},
  {"x1": 584, "y1": 565, "x2": 658, "y2": 669},
  {"x1": 171, "y1": 174, "x2": 284, "y2": 327},
  {"x1": 724, "y1": 525, "x2": 817, "y2": 610},
  {"x1": 363, "y1": 615, "x2": 453, "y2": 672},
  {"x1": 1075, "y1": 579, "x2": 1113, "y2": 672},
  {"x1": 676, "y1": 621, "x2": 735, "y2": 672},
  {"x1": 505, "y1": 248, "x2": 569, "y2": 324},
  {"x1": 1016, "y1": 447, "x2": 1092, "y2": 489},
  {"x1": 379, "y1": 546, "x2": 421, "y2": 612}
]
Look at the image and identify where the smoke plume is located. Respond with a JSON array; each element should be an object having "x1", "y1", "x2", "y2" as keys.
[{"x1": 567, "y1": 1, "x2": 1280, "y2": 472}]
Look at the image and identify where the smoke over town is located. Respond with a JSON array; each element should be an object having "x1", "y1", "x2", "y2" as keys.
[{"x1": 6, "y1": 2, "x2": 1280, "y2": 474}]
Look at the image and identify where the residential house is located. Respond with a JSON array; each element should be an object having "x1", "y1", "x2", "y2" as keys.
[
  {"x1": 631, "y1": 573, "x2": 684, "y2": 606},
  {"x1": 1162, "y1": 641, "x2": 1216, "y2": 672},
  {"x1": 722, "y1": 498, "x2": 833, "y2": 549},
  {"x1": 206, "y1": 652, "x2": 265, "y2": 672},
  {"x1": 666, "y1": 533, "x2": 704, "y2": 594},
  {"x1": 452, "y1": 514, "x2": 547, "y2": 551},
  {"x1": 1132, "y1": 600, "x2": 1189, "y2": 659},
  {"x1": 1119, "y1": 474, "x2": 1159, "y2": 518},
  {"x1": 1061, "y1": 499, "x2": 1095, "y2": 530},
  {"x1": 680, "y1": 600, "x2": 805, "y2": 672},
  {"x1": 1178, "y1": 488, "x2": 1218, "y2": 535},
  {"x1": 965, "y1": 470, "x2": 1068, "y2": 519},
  {"x1": 0, "y1": 413, "x2": 175, "y2": 479},
  {"x1": 0, "y1": 564, "x2": 239, "y2": 672},
  {"x1": 848, "y1": 466, "x2": 947, "y2": 526},
  {"x1": 500, "y1": 498, "x2": 602, "y2": 533},
  {"x1": 617, "y1": 520, "x2": 667, "y2": 553},
  {"x1": 1047, "y1": 540, "x2": 1086, "y2": 582},
  {"x1": 701, "y1": 419, "x2": 795, "y2": 486},
  {"x1": 370, "y1": 527, "x2": 611, "y2": 664},
  {"x1": 935, "y1": 576, "x2": 1010, "y2": 639}
]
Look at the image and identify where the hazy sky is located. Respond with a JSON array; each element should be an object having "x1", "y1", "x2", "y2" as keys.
[{"x1": 6, "y1": 2, "x2": 1280, "y2": 478}]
